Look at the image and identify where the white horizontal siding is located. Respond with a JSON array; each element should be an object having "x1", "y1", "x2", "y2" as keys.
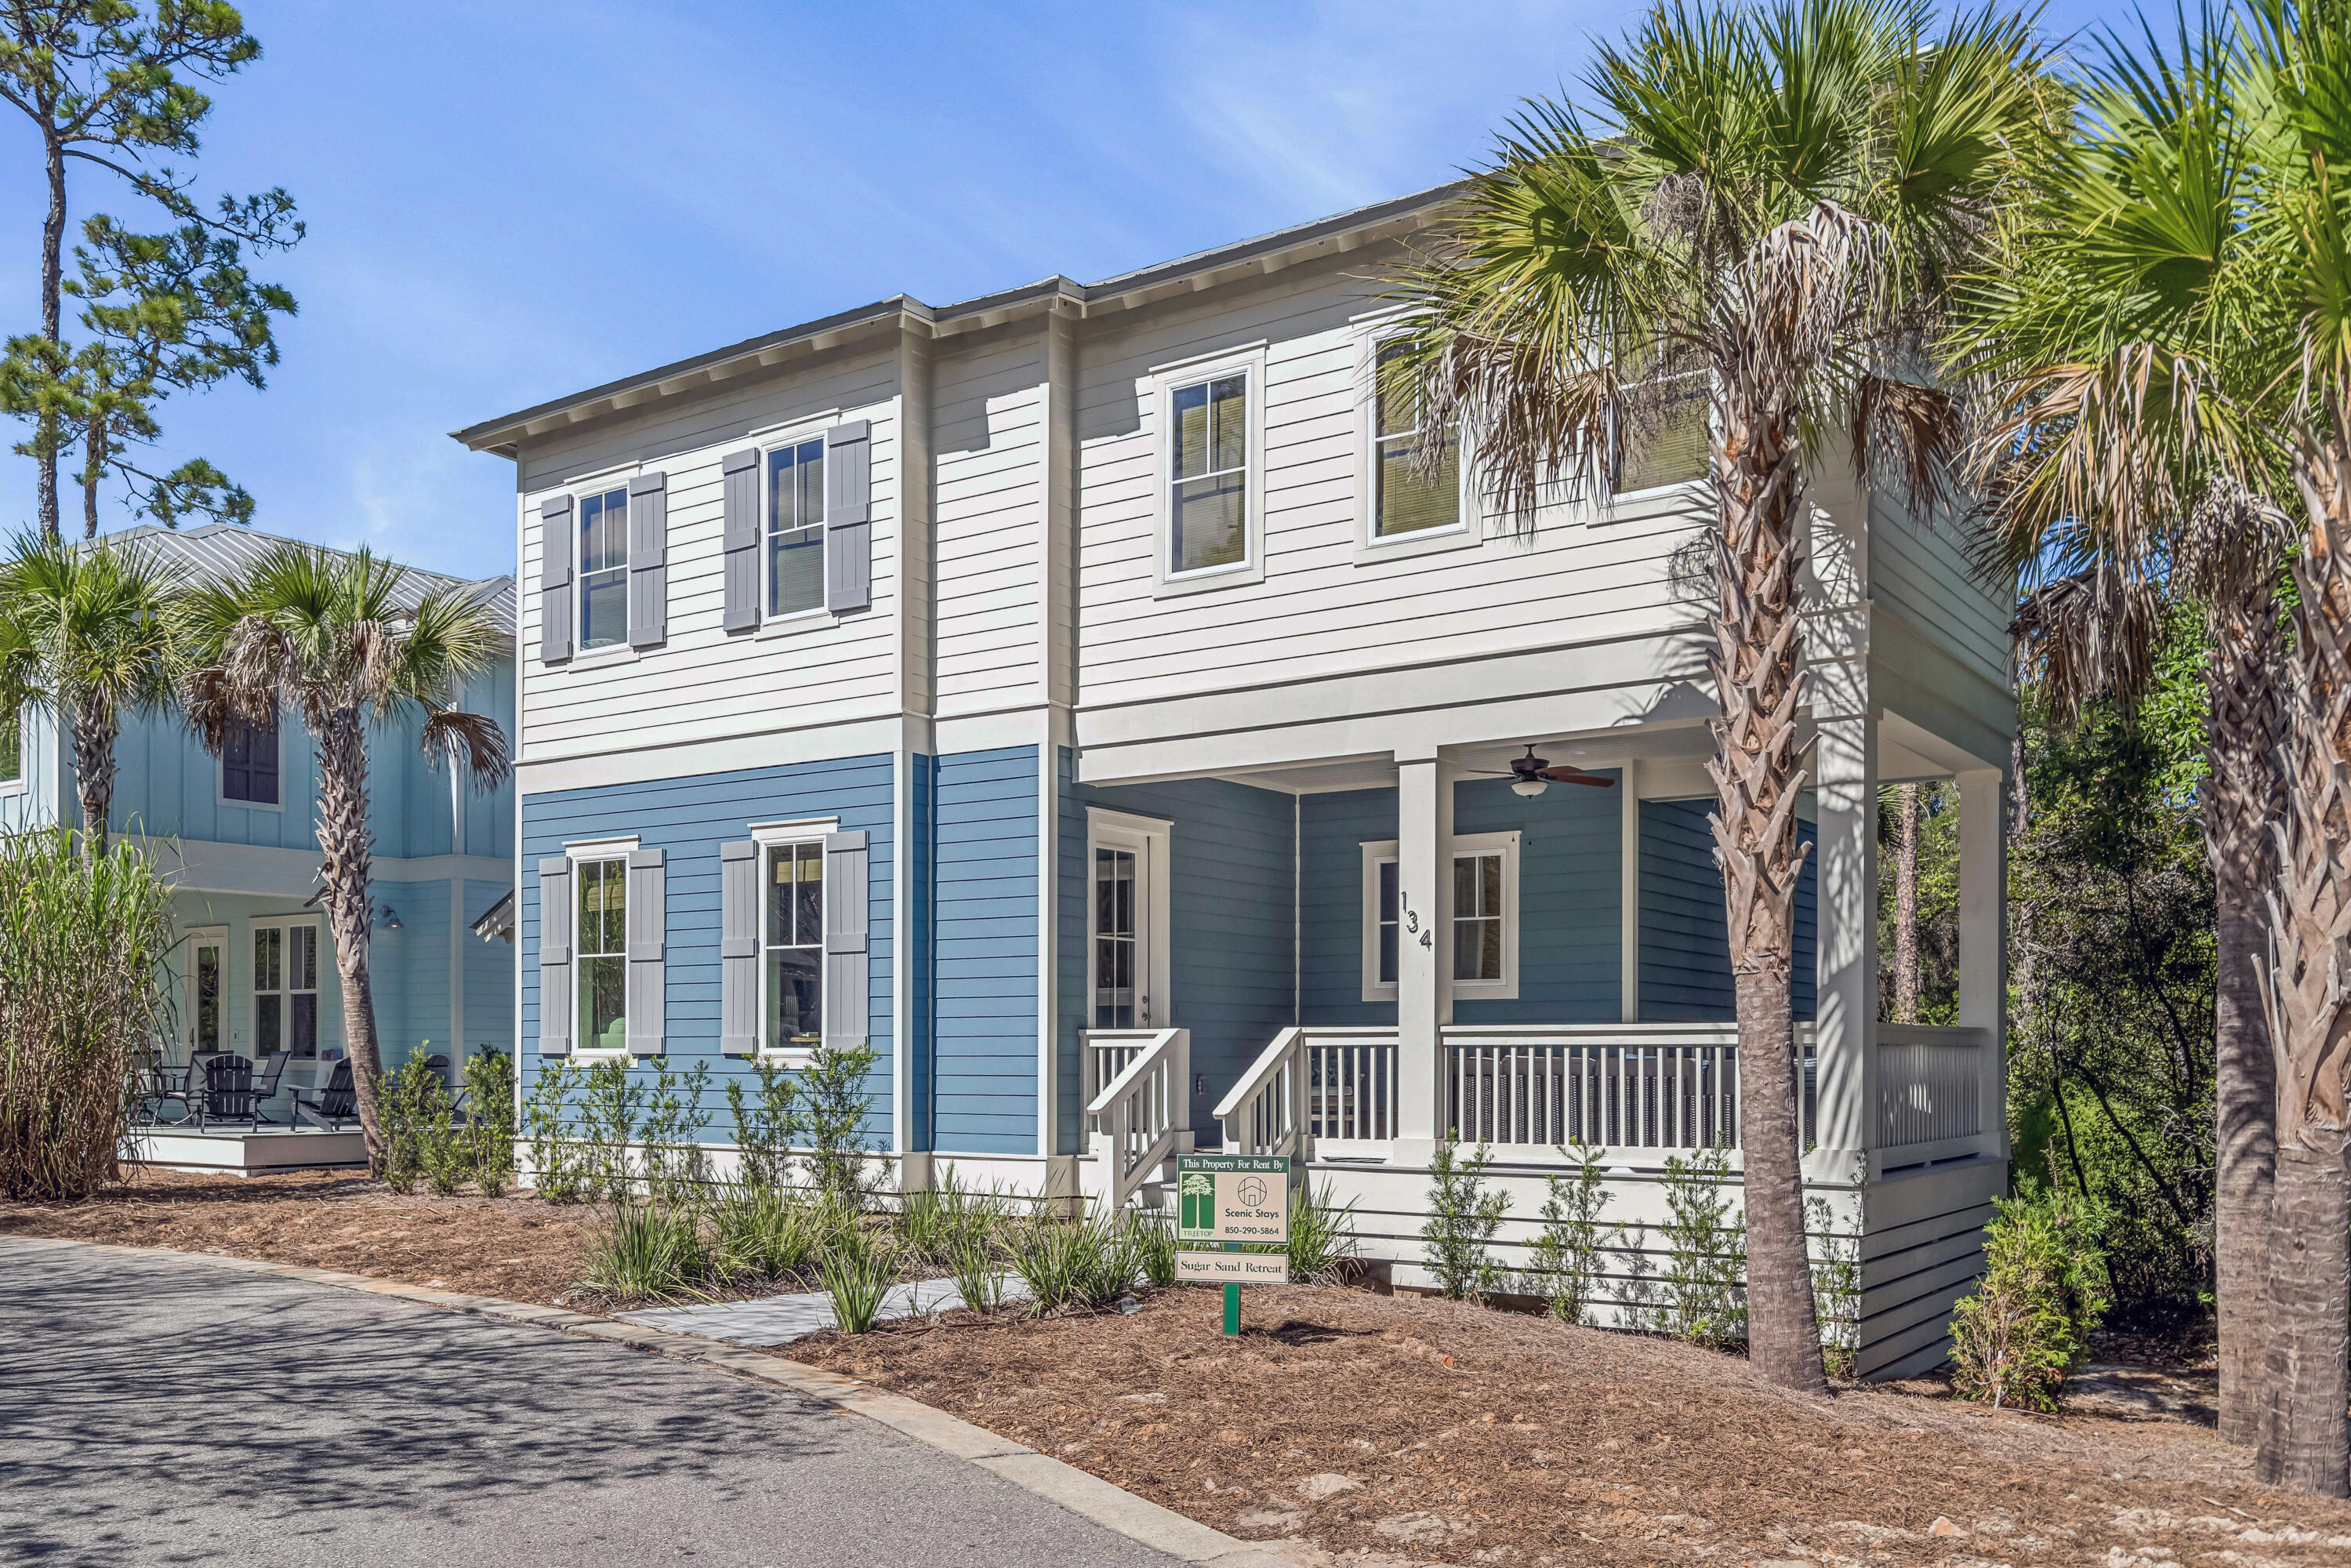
[
  {"x1": 1867, "y1": 491, "x2": 2008, "y2": 689},
  {"x1": 933, "y1": 336, "x2": 1046, "y2": 714},
  {"x1": 516, "y1": 347, "x2": 903, "y2": 760}
]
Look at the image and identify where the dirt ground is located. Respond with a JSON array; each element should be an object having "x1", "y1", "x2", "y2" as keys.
[
  {"x1": 787, "y1": 1284, "x2": 2351, "y2": 1568},
  {"x1": 0, "y1": 1168, "x2": 597, "y2": 1304}
]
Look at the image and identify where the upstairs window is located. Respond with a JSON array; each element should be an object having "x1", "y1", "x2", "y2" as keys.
[
  {"x1": 764, "y1": 840, "x2": 824, "y2": 1048},
  {"x1": 576, "y1": 855, "x2": 627, "y2": 1052},
  {"x1": 223, "y1": 710, "x2": 280, "y2": 806},
  {"x1": 1169, "y1": 372, "x2": 1250, "y2": 575},
  {"x1": 1371, "y1": 344, "x2": 1460, "y2": 540},
  {"x1": 767, "y1": 439, "x2": 827, "y2": 619},
  {"x1": 1615, "y1": 373, "x2": 1710, "y2": 493},
  {"x1": 579, "y1": 486, "x2": 629, "y2": 651}
]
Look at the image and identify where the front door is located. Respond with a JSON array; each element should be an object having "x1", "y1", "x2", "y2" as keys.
[
  {"x1": 183, "y1": 927, "x2": 226, "y2": 1056},
  {"x1": 1092, "y1": 837, "x2": 1152, "y2": 1029}
]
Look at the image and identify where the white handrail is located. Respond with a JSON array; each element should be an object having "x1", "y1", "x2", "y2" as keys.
[
  {"x1": 1216, "y1": 1026, "x2": 1304, "y2": 1157},
  {"x1": 1085, "y1": 1026, "x2": 1188, "y2": 1214}
]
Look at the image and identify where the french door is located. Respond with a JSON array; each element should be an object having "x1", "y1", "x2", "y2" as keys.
[
  {"x1": 183, "y1": 927, "x2": 227, "y2": 1056},
  {"x1": 1090, "y1": 818, "x2": 1166, "y2": 1030}
]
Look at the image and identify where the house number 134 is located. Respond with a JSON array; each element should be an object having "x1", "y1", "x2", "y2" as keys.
[{"x1": 1400, "y1": 893, "x2": 1434, "y2": 949}]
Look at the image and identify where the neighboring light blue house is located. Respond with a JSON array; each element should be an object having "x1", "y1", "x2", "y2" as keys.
[
  {"x1": 455, "y1": 184, "x2": 2013, "y2": 1379},
  {"x1": 2, "y1": 524, "x2": 518, "y2": 1135}
]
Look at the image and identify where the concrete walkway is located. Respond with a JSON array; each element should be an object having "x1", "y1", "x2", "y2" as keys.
[
  {"x1": 617, "y1": 1275, "x2": 1032, "y2": 1345},
  {"x1": 0, "y1": 1241, "x2": 1181, "y2": 1568}
]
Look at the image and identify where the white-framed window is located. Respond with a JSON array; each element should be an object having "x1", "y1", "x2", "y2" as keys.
[
  {"x1": 578, "y1": 485, "x2": 630, "y2": 651},
  {"x1": 1613, "y1": 372, "x2": 1710, "y2": 495},
  {"x1": 0, "y1": 703, "x2": 21, "y2": 792},
  {"x1": 252, "y1": 916, "x2": 322, "y2": 1058},
  {"x1": 1087, "y1": 808, "x2": 1173, "y2": 1030},
  {"x1": 1360, "y1": 338, "x2": 1471, "y2": 557},
  {"x1": 574, "y1": 850, "x2": 629, "y2": 1053},
  {"x1": 764, "y1": 837, "x2": 825, "y2": 1051},
  {"x1": 765, "y1": 436, "x2": 827, "y2": 621},
  {"x1": 1359, "y1": 831, "x2": 1522, "y2": 1001},
  {"x1": 1152, "y1": 345, "x2": 1268, "y2": 595},
  {"x1": 220, "y1": 708, "x2": 281, "y2": 808}
]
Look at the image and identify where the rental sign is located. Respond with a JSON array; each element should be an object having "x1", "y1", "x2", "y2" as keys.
[{"x1": 1174, "y1": 1153, "x2": 1289, "y2": 1332}]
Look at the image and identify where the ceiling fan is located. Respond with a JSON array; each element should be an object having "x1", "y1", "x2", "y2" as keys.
[{"x1": 1467, "y1": 744, "x2": 1617, "y2": 798}]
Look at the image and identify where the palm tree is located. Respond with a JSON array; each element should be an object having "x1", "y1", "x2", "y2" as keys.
[
  {"x1": 1950, "y1": 14, "x2": 2293, "y2": 1450},
  {"x1": 0, "y1": 529, "x2": 186, "y2": 855},
  {"x1": 1380, "y1": 0, "x2": 2049, "y2": 1390},
  {"x1": 182, "y1": 543, "x2": 509, "y2": 1164}
]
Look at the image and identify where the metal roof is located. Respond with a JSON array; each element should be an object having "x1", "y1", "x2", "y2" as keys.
[
  {"x1": 101, "y1": 523, "x2": 517, "y2": 644},
  {"x1": 451, "y1": 181, "x2": 1469, "y2": 458}
]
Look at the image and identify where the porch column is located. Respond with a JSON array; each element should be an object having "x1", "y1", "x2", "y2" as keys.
[
  {"x1": 1394, "y1": 748, "x2": 1455, "y2": 1157},
  {"x1": 1809, "y1": 705, "x2": 1877, "y2": 1181},
  {"x1": 1957, "y1": 764, "x2": 2006, "y2": 1160}
]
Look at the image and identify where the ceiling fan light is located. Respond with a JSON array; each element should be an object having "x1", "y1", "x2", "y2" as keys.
[{"x1": 1511, "y1": 777, "x2": 1548, "y2": 798}]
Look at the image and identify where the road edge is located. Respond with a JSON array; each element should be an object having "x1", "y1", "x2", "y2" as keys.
[{"x1": 0, "y1": 1232, "x2": 1308, "y2": 1568}]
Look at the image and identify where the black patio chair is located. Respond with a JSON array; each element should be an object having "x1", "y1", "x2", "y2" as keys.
[
  {"x1": 419, "y1": 1052, "x2": 470, "y2": 1123},
  {"x1": 136, "y1": 1052, "x2": 196, "y2": 1125},
  {"x1": 292, "y1": 1058, "x2": 358, "y2": 1131},
  {"x1": 197, "y1": 1054, "x2": 257, "y2": 1130},
  {"x1": 246, "y1": 1051, "x2": 292, "y2": 1126}
]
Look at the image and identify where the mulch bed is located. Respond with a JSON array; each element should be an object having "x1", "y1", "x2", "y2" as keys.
[
  {"x1": 786, "y1": 1283, "x2": 2351, "y2": 1567},
  {"x1": 0, "y1": 1168, "x2": 597, "y2": 1305}
]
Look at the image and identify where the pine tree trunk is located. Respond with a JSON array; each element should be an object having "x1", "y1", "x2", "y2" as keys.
[
  {"x1": 1706, "y1": 349, "x2": 1826, "y2": 1395},
  {"x1": 1893, "y1": 783, "x2": 1921, "y2": 1025},
  {"x1": 71, "y1": 698, "x2": 115, "y2": 858},
  {"x1": 2258, "y1": 413, "x2": 2351, "y2": 1494},
  {"x1": 37, "y1": 129, "x2": 64, "y2": 543},
  {"x1": 2204, "y1": 578, "x2": 2284, "y2": 1447},
  {"x1": 315, "y1": 708, "x2": 388, "y2": 1165}
]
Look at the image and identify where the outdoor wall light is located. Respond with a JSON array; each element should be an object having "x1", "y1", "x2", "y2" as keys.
[{"x1": 379, "y1": 905, "x2": 402, "y2": 930}]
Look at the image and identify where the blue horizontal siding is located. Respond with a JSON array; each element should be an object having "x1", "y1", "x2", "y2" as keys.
[
  {"x1": 931, "y1": 745, "x2": 1039, "y2": 1155},
  {"x1": 1638, "y1": 799, "x2": 1816, "y2": 1021},
  {"x1": 1298, "y1": 786, "x2": 1399, "y2": 1026},
  {"x1": 464, "y1": 879, "x2": 515, "y2": 1058},
  {"x1": 520, "y1": 753, "x2": 894, "y2": 1145}
]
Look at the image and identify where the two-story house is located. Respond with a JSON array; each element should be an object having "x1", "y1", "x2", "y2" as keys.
[
  {"x1": 2, "y1": 524, "x2": 518, "y2": 1170},
  {"x1": 456, "y1": 183, "x2": 2012, "y2": 1379}
]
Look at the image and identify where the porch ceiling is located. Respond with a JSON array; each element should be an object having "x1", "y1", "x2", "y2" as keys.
[{"x1": 1196, "y1": 721, "x2": 1722, "y2": 797}]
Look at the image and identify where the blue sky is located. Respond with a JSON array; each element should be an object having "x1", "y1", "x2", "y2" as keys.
[{"x1": 0, "y1": 1, "x2": 2102, "y2": 583}]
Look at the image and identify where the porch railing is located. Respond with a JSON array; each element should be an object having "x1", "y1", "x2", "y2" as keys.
[
  {"x1": 1442, "y1": 1023, "x2": 1817, "y2": 1152},
  {"x1": 1083, "y1": 1028, "x2": 1189, "y2": 1213},
  {"x1": 1217, "y1": 1026, "x2": 1399, "y2": 1157},
  {"x1": 1876, "y1": 1024, "x2": 1986, "y2": 1149}
]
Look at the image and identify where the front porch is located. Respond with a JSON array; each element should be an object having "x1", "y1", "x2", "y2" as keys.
[
  {"x1": 123, "y1": 1123, "x2": 368, "y2": 1176},
  {"x1": 1068, "y1": 713, "x2": 2008, "y2": 1380}
]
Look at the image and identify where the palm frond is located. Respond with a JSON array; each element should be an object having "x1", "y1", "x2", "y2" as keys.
[{"x1": 419, "y1": 707, "x2": 512, "y2": 794}]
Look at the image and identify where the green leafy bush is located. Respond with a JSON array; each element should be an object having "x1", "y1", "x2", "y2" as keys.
[
  {"x1": 712, "y1": 1181, "x2": 825, "y2": 1281},
  {"x1": 377, "y1": 1054, "x2": 456, "y2": 1196},
  {"x1": 639, "y1": 1058, "x2": 712, "y2": 1207},
  {"x1": 1950, "y1": 1184, "x2": 2111, "y2": 1410},
  {"x1": 1421, "y1": 1139, "x2": 1510, "y2": 1301},
  {"x1": 800, "y1": 1041, "x2": 880, "y2": 1207},
  {"x1": 1807, "y1": 1194, "x2": 1862, "y2": 1378},
  {"x1": 579, "y1": 1058, "x2": 647, "y2": 1206},
  {"x1": 1526, "y1": 1142, "x2": 1621, "y2": 1325},
  {"x1": 724, "y1": 1058, "x2": 797, "y2": 1189},
  {"x1": 1653, "y1": 1146, "x2": 1746, "y2": 1348},
  {"x1": 463, "y1": 1048, "x2": 517, "y2": 1197},
  {"x1": 819, "y1": 1224, "x2": 898, "y2": 1334},
  {"x1": 0, "y1": 829, "x2": 172, "y2": 1200},
  {"x1": 948, "y1": 1228, "x2": 1008, "y2": 1313},
  {"x1": 1010, "y1": 1210, "x2": 1141, "y2": 1314},
  {"x1": 1286, "y1": 1180, "x2": 1359, "y2": 1284},
  {"x1": 1127, "y1": 1207, "x2": 1178, "y2": 1287},
  {"x1": 582, "y1": 1202, "x2": 707, "y2": 1305},
  {"x1": 522, "y1": 1062, "x2": 589, "y2": 1202}
]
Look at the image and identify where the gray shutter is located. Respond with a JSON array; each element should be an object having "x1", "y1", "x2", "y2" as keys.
[
  {"x1": 627, "y1": 471, "x2": 667, "y2": 651},
  {"x1": 824, "y1": 420, "x2": 872, "y2": 614},
  {"x1": 720, "y1": 840, "x2": 760, "y2": 1055},
  {"x1": 823, "y1": 829, "x2": 869, "y2": 1050},
  {"x1": 536, "y1": 856, "x2": 573, "y2": 1056},
  {"x1": 625, "y1": 848, "x2": 666, "y2": 1057},
  {"x1": 722, "y1": 449, "x2": 760, "y2": 633},
  {"x1": 539, "y1": 495, "x2": 574, "y2": 664}
]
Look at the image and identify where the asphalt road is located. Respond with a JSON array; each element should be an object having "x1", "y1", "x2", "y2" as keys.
[{"x1": 0, "y1": 1240, "x2": 1185, "y2": 1568}]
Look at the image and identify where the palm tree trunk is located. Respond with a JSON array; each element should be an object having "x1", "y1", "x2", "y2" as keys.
[
  {"x1": 1893, "y1": 784, "x2": 1921, "y2": 1025},
  {"x1": 70, "y1": 697, "x2": 115, "y2": 858},
  {"x1": 2258, "y1": 416, "x2": 2351, "y2": 1495},
  {"x1": 1706, "y1": 369, "x2": 1827, "y2": 1395},
  {"x1": 2204, "y1": 579, "x2": 2283, "y2": 1447},
  {"x1": 315, "y1": 707, "x2": 389, "y2": 1166}
]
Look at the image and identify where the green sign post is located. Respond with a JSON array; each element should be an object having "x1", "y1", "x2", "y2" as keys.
[{"x1": 1174, "y1": 1153, "x2": 1290, "y2": 1335}]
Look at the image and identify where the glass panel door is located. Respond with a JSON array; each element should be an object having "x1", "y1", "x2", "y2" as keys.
[
  {"x1": 184, "y1": 932, "x2": 224, "y2": 1055},
  {"x1": 252, "y1": 927, "x2": 283, "y2": 1061},
  {"x1": 1093, "y1": 846, "x2": 1147, "y2": 1028},
  {"x1": 287, "y1": 925, "x2": 320, "y2": 1058}
]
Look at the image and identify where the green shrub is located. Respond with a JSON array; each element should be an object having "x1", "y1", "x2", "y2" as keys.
[
  {"x1": 1526, "y1": 1142, "x2": 1620, "y2": 1325},
  {"x1": 463, "y1": 1048, "x2": 517, "y2": 1197},
  {"x1": 800, "y1": 1041, "x2": 880, "y2": 1207},
  {"x1": 1807, "y1": 1194, "x2": 1862, "y2": 1378},
  {"x1": 948, "y1": 1228, "x2": 1008, "y2": 1313},
  {"x1": 1654, "y1": 1146, "x2": 1746, "y2": 1349},
  {"x1": 724, "y1": 1058, "x2": 797, "y2": 1189},
  {"x1": 1127, "y1": 1207, "x2": 1178, "y2": 1287},
  {"x1": 522, "y1": 1062, "x2": 589, "y2": 1202},
  {"x1": 377, "y1": 1054, "x2": 457, "y2": 1196},
  {"x1": 1421, "y1": 1139, "x2": 1509, "y2": 1301},
  {"x1": 713, "y1": 1182, "x2": 824, "y2": 1281},
  {"x1": 579, "y1": 1058, "x2": 646, "y2": 1206},
  {"x1": 1286, "y1": 1181, "x2": 1359, "y2": 1284},
  {"x1": 0, "y1": 829, "x2": 172, "y2": 1201},
  {"x1": 1009, "y1": 1210, "x2": 1139, "y2": 1314},
  {"x1": 1950, "y1": 1184, "x2": 2111, "y2": 1410},
  {"x1": 819, "y1": 1224, "x2": 898, "y2": 1334},
  {"x1": 582, "y1": 1203, "x2": 707, "y2": 1305},
  {"x1": 639, "y1": 1058, "x2": 712, "y2": 1208}
]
